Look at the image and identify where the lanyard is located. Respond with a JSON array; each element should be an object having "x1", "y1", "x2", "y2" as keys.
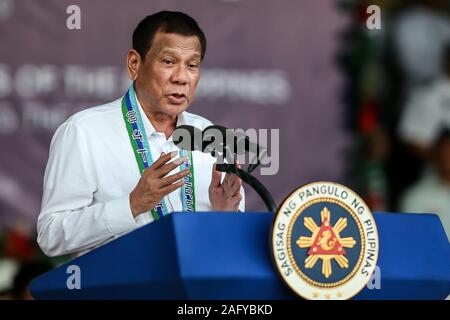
[{"x1": 121, "y1": 83, "x2": 196, "y2": 220}]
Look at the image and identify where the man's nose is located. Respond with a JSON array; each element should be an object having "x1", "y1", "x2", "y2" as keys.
[{"x1": 170, "y1": 65, "x2": 188, "y2": 85}]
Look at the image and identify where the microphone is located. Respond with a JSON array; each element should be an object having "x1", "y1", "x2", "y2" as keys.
[
  {"x1": 172, "y1": 124, "x2": 267, "y2": 172},
  {"x1": 202, "y1": 125, "x2": 266, "y2": 158},
  {"x1": 172, "y1": 125, "x2": 222, "y2": 154},
  {"x1": 172, "y1": 125, "x2": 204, "y2": 152},
  {"x1": 173, "y1": 125, "x2": 276, "y2": 211}
]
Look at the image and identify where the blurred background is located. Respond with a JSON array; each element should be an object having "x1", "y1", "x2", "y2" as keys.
[{"x1": 0, "y1": 0, "x2": 449, "y2": 299}]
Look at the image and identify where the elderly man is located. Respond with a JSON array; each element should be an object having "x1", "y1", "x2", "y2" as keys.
[{"x1": 37, "y1": 11, "x2": 244, "y2": 257}]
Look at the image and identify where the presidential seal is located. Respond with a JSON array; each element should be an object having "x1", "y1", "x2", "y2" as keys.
[{"x1": 271, "y1": 182, "x2": 379, "y2": 300}]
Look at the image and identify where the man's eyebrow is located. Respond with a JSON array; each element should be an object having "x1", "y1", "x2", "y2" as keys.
[{"x1": 159, "y1": 48, "x2": 201, "y2": 59}]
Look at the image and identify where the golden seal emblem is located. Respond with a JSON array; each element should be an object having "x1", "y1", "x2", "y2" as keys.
[{"x1": 271, "y1": 182, "x2": 379, "y2": 300}]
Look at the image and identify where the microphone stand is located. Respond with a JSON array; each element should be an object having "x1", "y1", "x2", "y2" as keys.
[{"x1": 215, "y1": 163, "x2": 277, "y2": 213}]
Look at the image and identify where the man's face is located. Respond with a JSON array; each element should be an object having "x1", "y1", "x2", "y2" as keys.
[{"x1": 135, "y1": 31, "x2": 202, "y2": 116}]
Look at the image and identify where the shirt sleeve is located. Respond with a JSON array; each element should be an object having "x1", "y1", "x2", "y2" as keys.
[{"x1": 37, "y1": 120, "x2": 138, "y2": 257}]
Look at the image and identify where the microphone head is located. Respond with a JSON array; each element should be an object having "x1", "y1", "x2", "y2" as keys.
[
  {"x1": 172, "y1": 125, "x2": 203, "y2": 151},
  {"x1": 202, "y1": 125, "x2": 228, "y2": 153},
  {"x1": 203, "y1": 125, "x2": 260, "y2": 156}
]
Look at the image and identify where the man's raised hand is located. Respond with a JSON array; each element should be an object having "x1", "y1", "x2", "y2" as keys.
[{"x1": 129, "y1": 151, "x2": 190, "y2": 217}]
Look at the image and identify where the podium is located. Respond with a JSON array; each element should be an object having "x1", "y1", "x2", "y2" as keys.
[{"x1": 30, "y1": 212, "x2": 450, "y2": 300}]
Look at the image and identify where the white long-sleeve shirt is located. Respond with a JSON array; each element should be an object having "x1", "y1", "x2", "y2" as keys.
[{"x1": 37, "y1": 96, "x2": 245, "y2": 257}]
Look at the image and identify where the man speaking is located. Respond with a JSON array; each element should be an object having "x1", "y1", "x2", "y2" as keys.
[{"x1": 37, "y1": 11, "x2": 245, "y2": 257}]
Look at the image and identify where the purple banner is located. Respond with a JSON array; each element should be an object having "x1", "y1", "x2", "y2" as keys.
[{"x1": 0, "y1": 0, "x2": 349, "y2": 231}]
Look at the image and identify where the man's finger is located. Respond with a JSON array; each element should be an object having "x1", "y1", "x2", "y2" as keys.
[
  {"x1": 224, "y1": 173, "x2": 241, "y2": 196},
  {"x1": 223, "y1": 172, "x2": 232, "y2": 183},
  {"x1": 159, "y1": 169, "x2": 190, "y2": 187},
  {"x1": 223, "y1": 172, "x2": 235, "y2": 189},
  {"x1": 210, "y1": 163, "x2": 222, "y2": 188},
  {"x1": 159, "y1": 180, "x2": 184, "y2": 196},
  {"x1": 226, "y1": 179, "x2": 241, "y2": 197},
  {"x1": 155, "y1": 156, "x2": 188, "y2": 178},
  {"x1": 230, "y1": 193, "x2": 242, "y2": 207},
  {"x1": 227, "y1": 172, "x2": 241, "y2": 185},
  {"x1": 148, "y1": 151, "x2": 178, "y2": 172}
]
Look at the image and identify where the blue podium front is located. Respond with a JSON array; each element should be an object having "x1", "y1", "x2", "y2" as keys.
[{"x1": 30, "y1": 212, "x2": 450, "y2": 300}]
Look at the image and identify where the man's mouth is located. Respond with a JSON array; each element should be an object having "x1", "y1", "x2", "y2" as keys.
[{"x1": 167, "y1": 93, "x2": 187, "y2": 105}]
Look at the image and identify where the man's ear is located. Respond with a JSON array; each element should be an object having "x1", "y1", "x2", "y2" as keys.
[{"x1": 127, "y1": 49, "x2": 142, "y2": 81}]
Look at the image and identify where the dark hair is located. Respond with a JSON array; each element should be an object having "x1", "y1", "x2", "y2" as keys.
[{"x1": 132, "y1": 11, "x2": 207, "y2": 62}]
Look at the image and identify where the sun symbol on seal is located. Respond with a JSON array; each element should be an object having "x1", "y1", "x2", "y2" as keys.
[{"x1": 296, "y1": 207, "x2": 356, "y2": 278}]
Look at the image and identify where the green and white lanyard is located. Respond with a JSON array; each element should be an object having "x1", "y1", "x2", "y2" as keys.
[{"x1": 121, "y1": 83, "x2": 196, "y2": 220}]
